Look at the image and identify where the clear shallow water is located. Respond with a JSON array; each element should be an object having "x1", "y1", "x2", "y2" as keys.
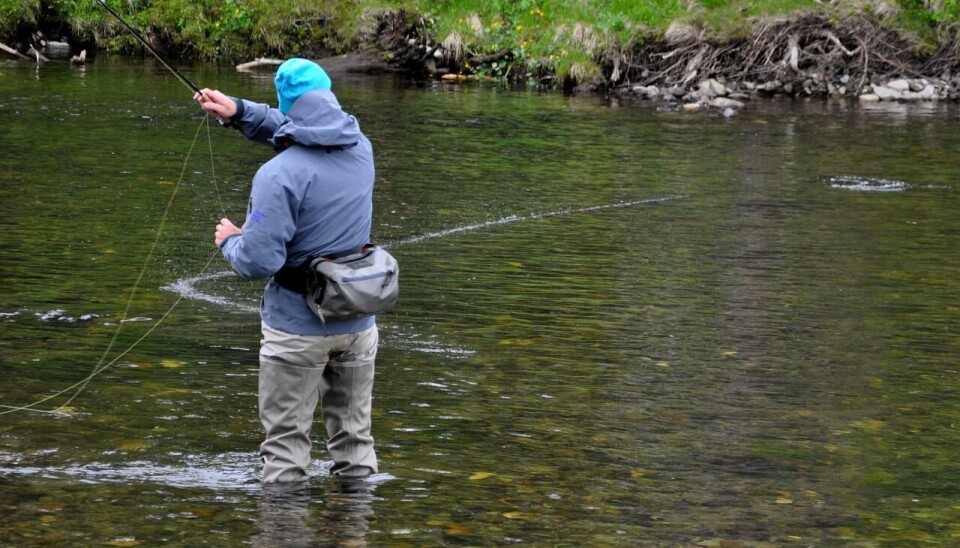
[{"x1": 1, "y1": 56, "x2": 958, "y2": 545}]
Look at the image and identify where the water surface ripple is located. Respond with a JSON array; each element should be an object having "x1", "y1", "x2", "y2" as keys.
[{"x1": 0, "y1": 59, "x2": 958, "y2": 545}]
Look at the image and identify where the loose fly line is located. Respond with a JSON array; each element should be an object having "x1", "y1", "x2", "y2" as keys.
[
  {"x1": 3, "y1": 3, "x2": 690, "y2": 414},
  {"x1": 0, "y1": 0, "x2": 231, "y2": 415},
  {"x1": 8, "y1": 1, "x2": 235, "y2": 417},
  {"x1": 0, "y1": 115, "x2": 228, "y2": 416}
]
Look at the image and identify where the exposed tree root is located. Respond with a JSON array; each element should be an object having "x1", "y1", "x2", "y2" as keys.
[
  {"x1": 603, "y1": 15, "x2": 932, "y2": 96},
  {"x1": 373, "y1": 11, "x2": 960, "y2": 101}
]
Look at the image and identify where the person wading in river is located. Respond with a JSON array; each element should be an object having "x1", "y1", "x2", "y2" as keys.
[{"x1": 195, "y1": 58, "x2": 379, "y2": 482}]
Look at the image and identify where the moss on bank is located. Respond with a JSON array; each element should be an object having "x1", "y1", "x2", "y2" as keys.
[{"x1": 4, "y1": 1, "x2": 960, "y2": 96}]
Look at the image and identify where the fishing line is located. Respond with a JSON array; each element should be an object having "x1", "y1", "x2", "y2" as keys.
[
  {"x1": 38, "y1": 34, "x2": 233, "y2": 413},
  {"x1": 58, "y1": 118, "x2": 226, "y2": 410},
  {"x1": 1, "y1": 116, "x2": 228, "y2": 416},
  {"x1": 4, "y1": 1, "x2": 231, "y2": 413},
  {"x1": 0, "y1": 249, "x2": 223, "y2": 416}
]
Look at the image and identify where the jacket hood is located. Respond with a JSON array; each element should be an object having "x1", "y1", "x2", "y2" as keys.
[{"x1": 271, "y1": 89, "x2": 361, "y2": 148}]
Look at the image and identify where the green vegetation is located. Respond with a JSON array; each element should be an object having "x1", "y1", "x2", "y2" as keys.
[
  {"x1": 3, "y1": 1, "x2": 960, "y2": 83},
  {"x1": 0, "y1": 0, "x2": 35, "y2": 37},
  {"x1": 410, "y1": 0, "x2": 685, "y2": 81},
  {"x1": 894, "y1": 0, "x2": 960, "y2": 46},
  {"x1": 0, "y1": 0, "x2": 395, "y2": 58},
  {"x1": 409, "y1": 0, "x2": 960, "y2": 81}
]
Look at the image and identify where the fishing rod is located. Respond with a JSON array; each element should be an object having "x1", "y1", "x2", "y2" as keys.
[{"x1": 95, "y1": 0, "x2": 201, "y2": 95}]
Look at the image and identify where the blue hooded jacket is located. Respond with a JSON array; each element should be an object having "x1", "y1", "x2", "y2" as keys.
[{"x1": 220, "y1": 89, "x2": 376, "y2": 336}]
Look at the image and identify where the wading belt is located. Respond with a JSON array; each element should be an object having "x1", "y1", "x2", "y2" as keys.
[
  {"x1": 273, "y1": 263, "x2": 311, "y2": 295},
  {"x1": 274, "y1": 139, "x2": 359, "y2": 153}
]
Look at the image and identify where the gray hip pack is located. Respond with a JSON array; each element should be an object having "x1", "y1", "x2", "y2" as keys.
[{"x1": 304, "y1": 245, "x2": 399, "y2": 322}]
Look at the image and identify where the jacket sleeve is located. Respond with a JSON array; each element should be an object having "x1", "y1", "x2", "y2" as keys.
[
  {"x1": 232, "y1": 98, "x2": 286, "y2": 146},
  {"x1": 220, "y1": 165, "x2": 299, "y2": 279}
]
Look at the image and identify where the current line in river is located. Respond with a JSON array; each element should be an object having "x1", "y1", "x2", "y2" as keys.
[
  {"x1": 387, "y1": 195, "x2": 686, "y2": 247},
  {"x1": 163, "y1": 195, "x2": 688, "y2": 311}
]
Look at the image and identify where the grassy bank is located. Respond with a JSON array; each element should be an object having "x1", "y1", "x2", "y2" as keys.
[
  {"x1": 410, "y1": 0, "x2": 822, "y2": 82},
  {"x1": 3, "y1": 1, "x2": 960, "y2": 88},
  {"x1": 0, "y1": 0, "x2": 394, "y2": 59}
]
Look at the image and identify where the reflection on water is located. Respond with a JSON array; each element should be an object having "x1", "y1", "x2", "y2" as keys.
[
  {"x1": 1, "y1": 57, "x2": 958, "y2": 545},
  {"x1": 254, "y1": 482, "x2": 315, "y2": 547},
  {"x1": 253, "y1": 478, "x2": 383, "y2": 548}
]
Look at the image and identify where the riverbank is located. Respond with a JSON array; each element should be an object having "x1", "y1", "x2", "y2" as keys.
[
  {"x1": 375, "y1": 9, "x2": 960, "y2": 113},
  {"x1": 5, "y1": 1, "x2": 960, "y2": 108}
]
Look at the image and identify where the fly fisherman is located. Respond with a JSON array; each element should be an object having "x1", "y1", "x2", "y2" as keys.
[{"x1": 195, "y1": 59, "x2": 379, "y2": 483}]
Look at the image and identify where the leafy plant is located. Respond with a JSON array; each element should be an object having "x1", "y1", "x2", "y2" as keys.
[{"x1": 0, "y1": 0, "x2": 39, "y2": 37}]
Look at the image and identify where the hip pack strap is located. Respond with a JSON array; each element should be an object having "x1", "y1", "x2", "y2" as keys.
[
  {"x1": 273, "y1": 263, "x2": 310, "y2": 295},
  {"x1": 272, "y1": 244, "x2": 372, "y2": 295}
]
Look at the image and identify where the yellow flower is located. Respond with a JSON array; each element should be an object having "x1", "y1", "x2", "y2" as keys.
[{"x1": 516, "y1": 25, "x2": 522, "y2": 31}]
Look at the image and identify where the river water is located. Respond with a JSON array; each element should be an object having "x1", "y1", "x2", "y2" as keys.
[{"x1": 1, "y1": 56, "x2": 958, "y2": 545}]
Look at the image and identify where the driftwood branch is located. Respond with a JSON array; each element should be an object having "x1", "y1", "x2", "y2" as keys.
[
  {"x1": 682, "y1": 45, "x2": 708, "y2": 85},
  {"x1": 786, "y1": 34, "x2": 800, "y2": 72},
  {"x1": 236, "y1": 57, "x2": 283, "y2": 71},
  {"x1": 27, "y1": 46, "x2": 49, "y2": 63},
  {"x1": 0, "y1": 41, "x2": 29, "y2": 60}
]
